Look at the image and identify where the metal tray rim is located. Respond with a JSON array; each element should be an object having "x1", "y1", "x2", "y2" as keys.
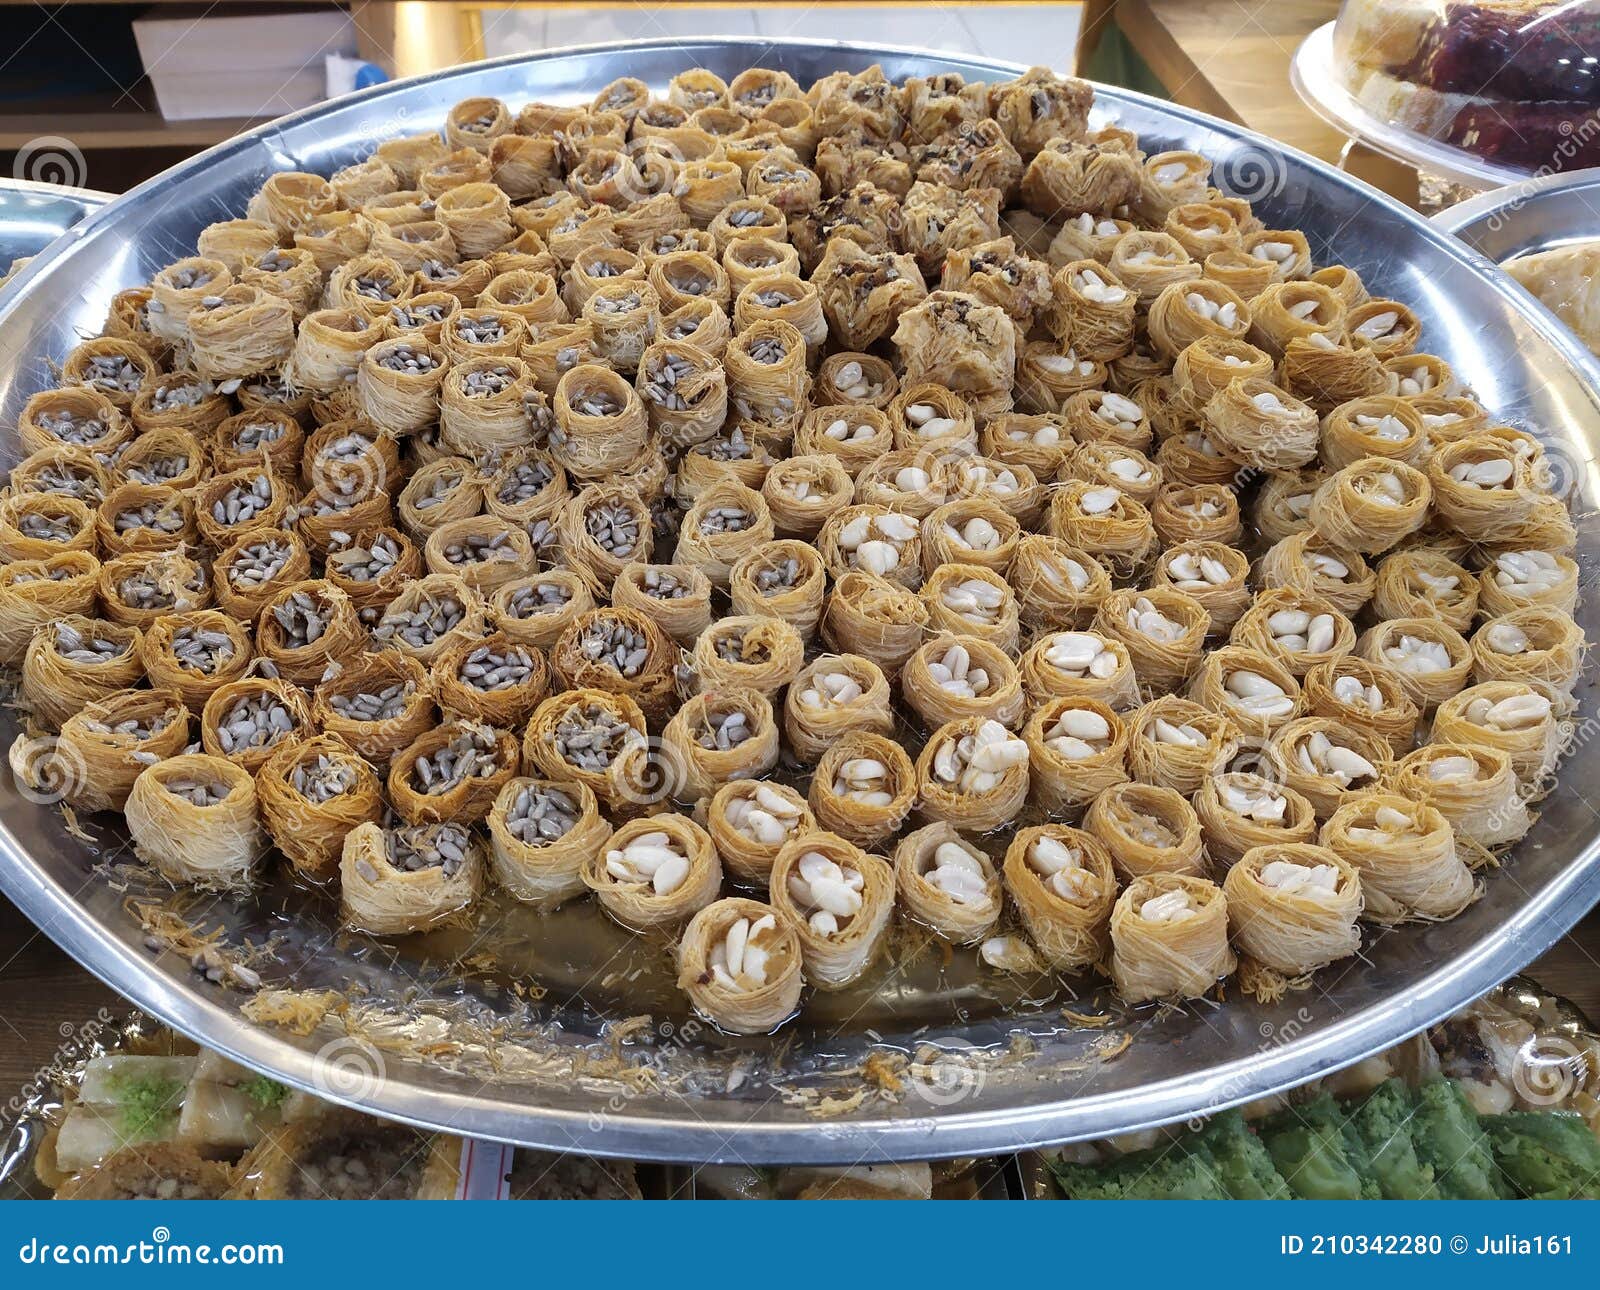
[{"x1": 1, "y1": 36, "x2": 1598, "y2": 1164}]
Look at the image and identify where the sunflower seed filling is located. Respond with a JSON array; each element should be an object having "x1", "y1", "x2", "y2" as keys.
[
  {"x1": 291, "y1": 753, "x2": 356, "y2": 804},
  {"x1": 551, "y1": 703, "x2": 636, "y2": 771},
  {"x1": 754, "y1": 557, "x2": 801, "y2": 592},
  {"x1": 714, "y1": 629, "x2": 765, "y2": 664},
  {"x1": 591, "y1": 291, "x2": 640, "y2": 316},
  {"x1": 444, "y1": 531, "x2": 518, "y2": 566},
  {"x1": 746, "y1": 337, "x2": 788, "y2": 365},
  {"x1": 505, "y1": 581, "x2": 571, "y2": 617},
  {"x1": 373, "y1": 591, "x2": 466, "y2": 648},
  {"x1": 152, "y1": 382, "x2": 207, "y2": 410},
  {"x1": 389, "y1": 302, "x2": 447, "y2": 330},
  {"x1": 699, "y1": 506, "x2": 753, "y2": 535},
  {"x1": 457, "y1": 316, "x2": 508, "y2": 346},
  {"x1": 35, "y1": 409, "x2": 108, "y2": 444},
  {"x1": 418, "y1": 260, "x2": 458, "y2": 285},
  {"x1": 228, "y1": 539, "x2": 291, "y2": 588},
  {"x1": 644, "y1": 354, "x2": 693, "y2": 409},
  {"x1": 412, "y1": 726, "x2": 502, "y2": 794},
  {"x1": 504, "y1": 783, "x2": 580, "y2": 845},
  {"x1": 496, "y1": 460, "x2": 553, "y2": 505},
  {"x1": 667, "y1": 315, "x2": 703, "y2": 340},
  {"x1": 459, "y1": 643, "x2": 536, "y2": 691},
  {"x1": 412, "y1": 469, "x2": 462, "y2": 510},
  {"x1": 574, "y1": 387, "x2": 622, "y2": 418},
  {"x1": 211, "y1": 473, "x2": 273, "y2": 525},
  {"x1": 80, "y1": 707, "x2": 177, "y2": 740},
  {"x1": 585, "y1": 501, "x2": 641, "y2": 557},
  {"x1": 16, "y1": 511, "x2": 77, "y2": 541},
  {"x1": 752, "y1": 289, "x2": 793, "y2": 309},
  {"x1": 385, "y1": 822, "x2": 470, "y2": 875},
  {"x1": 378, "y1": 343, "x2": 437, "y2": 373},
  {"x1": 577, "y1": 617, "x2": 649, "y2": 676},
  {"x1": 272, "y1": 590, "x2": 330, "y2": 647},
  {"x1": 52, "y1": 622, "x2": 130, "y2": 665},
  {"x1": 124, "y1": 450, "x2": 191, "y2": 485},
  {"x1": 168, "y1": 265, "x2": 211, "y2": 290},
  {"x1": 696, "y1": 707, "x2": 751, "y2": 751},
  {"x1": 81, "y1": 354, "x2": 143, "y2": 394},
  {"x1": 329, "y1": 534, "x2": 401, "y2": 582},
  {"x1": 113, "y1": 501, "x2": 185, "y2": 535},
  {"x1": 164, "y1": 778, "x2": 229, "y2": 807},
  {"x1": 354, "y1": 274, "x2": 398, "y2": 302},
  {"x1": 462, "y1": 364, "x2": 515, "y2": 397},
  {"x1": 169, "y1": 625, "x2": 234, "y2": 673},
  {"x1": 704, "y1": 427, "x2": 751, "y2": 461},
  {"x1": 325, "y1": 433, "x2": 375, "y2": 463},
  {"x1": 328, "y1": 680, "x2": 414, "y2": 722},
  {"x1": 728, "y1": 205, "x2": 765, "y2": 228},
  {"x1": 118, "y1": 569, "x2": 192, "y2": 610},
  {"x1": 641, "y1": 568, "x2": 691, "y2": 599},
  {"x1": 28, "y1": 463, "x2": 102, "y2": 501},
  {"x1": 526, "y1": 517, "x2": 556, "y2": 551},
  {"x1": 216, "y1": 693, "x2": 296, "y2": 753}
]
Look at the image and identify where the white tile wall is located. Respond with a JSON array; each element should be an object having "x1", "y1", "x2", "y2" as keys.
[{"x1": 478, "y1": 3, "x2": 1081, "y2": 72}]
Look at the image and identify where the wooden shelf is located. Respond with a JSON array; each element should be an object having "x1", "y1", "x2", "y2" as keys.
[{"x1": 0, "y1": 111, "x2": 276, "y2": 151}]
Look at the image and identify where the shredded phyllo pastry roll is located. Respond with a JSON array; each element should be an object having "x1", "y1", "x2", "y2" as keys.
[
  {"x1": 258, "y1": 734, "x2": 384, "y2": 880},
  {"x1": 1024, "y1": 697, "x2": 1129, "y2": 816},
  {"x1": 677, "y1": 896, "x2": 804, "y2": 1033},
  {"x1": 810, "y1": 729, "x2": 917, "y2": 846},
  {"x1": 1110, "y1": 874, "x2": 1235, "y2": 1003},
  {"x1": 708, "y1": 778, "x2": 814, "y2": 885},
  {"x1": 1085, "y1": 780, "x2": 1205, "y2": 881},
  {"x1": 585, "y1": 813, "x2": 722, "y2": 930},
  {"x1": 1392, "y1": 742, "x2": 1532, "y2": 848},
  {"x1": 488, "y1": 775, "x2": 611, "y2": 909},
  {"x1": 893, "y1": 822, "x2": 1002, "y2": 944},
  {"x1": 1223, "y1": 843, "x2": 1362, "y2": 977},
  {"x1": 341, "y1": 818, "x2": 483, "y2": 935},
  {"x1": 125, "y1": 753, "x2": 264, "y2": 890},
  {"x1": 1195, "y1": 771, "x2": 1317, "y2": 868},
  {"x1": 915, "y1": 717, "x2": 1030, "y2": 833},
  {"x1": 23, "y1": 616, "x2": 144, "y2": 729},
  {"x1": 770, "y1": 831, "x2": 894, "y2": 986},
  {"x1": 1321, "y1": 791, "x2": 1477, "y2": 923},
  {"x1": 1125, "y1": 695, "x2": 1237, "y2": 794},
  {"x1": 1002, "y1": 825, "x2": 1116, "y2": 971}
]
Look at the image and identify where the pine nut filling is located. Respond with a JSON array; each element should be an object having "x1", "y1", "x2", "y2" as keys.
[
  {"x1": 328, "y1": 680, "x2": 413, "y2": 723},
  {"x1": 291, "y1": 753, "x2": 356, "y2": 804},
  {"x1": 169, "y1": 625, "x2": 234, "y2": 673},
  {"x1": 725, "y1": 783, "x2": 803, "y2": 845},
  {"x1": 930, "y1": 719, "x2": 1029, "y2": 794},
  {"x1": 577, "y1": 617, "x2": 649, "y2": 676},
  {"x1": 1294, "y1": 731, "x2": 1379, "y2": 788},
  {"x1": 374, "y1": 591, "x2": 466, "y2": 649},
  {"x1": 787, "y1": 849, "x2": 865, "y2": 936},
  {"x1": 504, "y1": 783, "x2": 580, "y2": 846},
  {"x1": 272, "y1": 590, "x2": 331, "y2": 647},
  {"x1": 798, "y1": 670, "x2": 861, "y2": 710},
  {"x1": 1045, "y1": 706, "x2": 1112, "y2": 761},
  {"x1": 923, "y1": 840, "x2": 992, "y2": 905},
  {"x1": 605, "y1": 830, "x2": 690, "y2": 895},
  {"x1": 216, "y1": 693, "x2": 295, "y2": 753},
  {"x1": 551, "y1": 703, "x2": 636, "y2": 772},
  {"x1": 927, "y1": 643, "x2": 991, "y2": 698},
  {"x1": 1030, "y1": 835, "x2": 1093, "y2": 901},
  {"x1": 381, "y1": 822, "x2": 471, "y2": 876},
  {"x1": 411, "y1": 726, "x2": 502, "y2": 795},
  {"x1": 1043, "y1": 631, "x2": 1119, "y2": 679},
  {"x1": 458, "y1": 642, "x2": 535, "y2": 691},
  {"x1": 228, "y1": 538, "x2": 291, "y2": 589},
  {"x1": 211, "y1": 474, "x2": 273, "y2": 526},
  {"x1": 51, "y1": 621, "x2": 130, "y2": 665},
  {"x1": 707, "y1": 912, "x2": 780, "y2": 990}
]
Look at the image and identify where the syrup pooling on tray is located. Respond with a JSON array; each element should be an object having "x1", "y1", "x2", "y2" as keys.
[{"x1": 2, "y1": 61, "x2": 1584, "y2": 1040}]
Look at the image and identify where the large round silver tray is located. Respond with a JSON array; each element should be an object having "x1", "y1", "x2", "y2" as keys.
[
  {"x1": 0, "y1": 178, "x2": 107, "y2": 281},
  {"x1": 0, "y1": 38, "x2": 1596, "y2": 1165}
]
